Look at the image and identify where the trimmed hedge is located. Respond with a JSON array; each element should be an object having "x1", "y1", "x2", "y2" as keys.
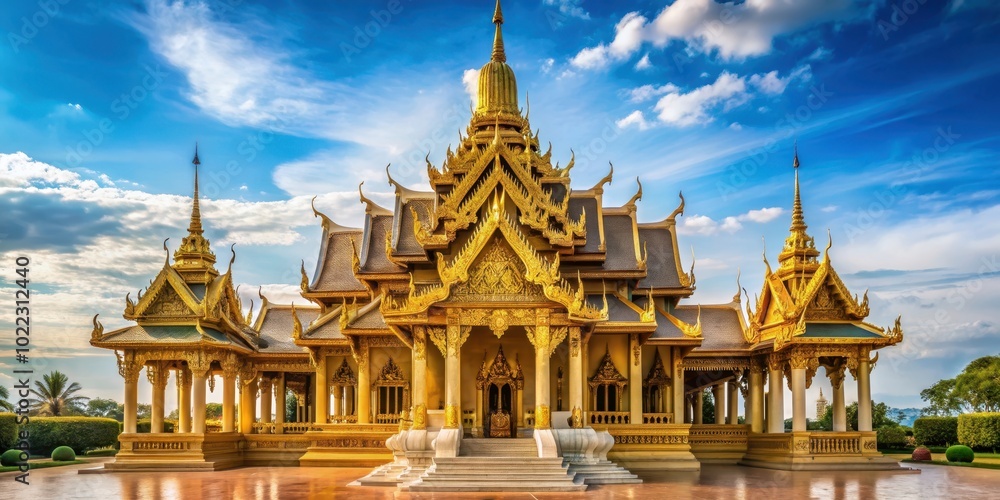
[
  {"x1": 2, "y1": 448, "x2": 26, "y2": 466},
  {"x1": 0, "y1": 413, "x2": 17, "y2": 452},
  {"x1": 877, "y1": 426, "x2": 908, "y2": 449},
  {"x1": 958, "y1": 413, "x2": 1000, "y2": 451},
  {"x1": 24, "y1": 417, "x2": 119, "y2": 456},
  {"x1": 945, "y1": 444, "x2": 975, "y2": 463},
  {"x1": 136, "y1": 419, "x2": 176, "y2": 433},
  {"x1": 51, "y1": 446, "x2": 76, "y2": 461},
  {"x1": 913, "y1": 417, "x2": 958, "y2": 446}
]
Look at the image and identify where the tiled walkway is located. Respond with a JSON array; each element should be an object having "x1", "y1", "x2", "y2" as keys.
[{"x1": 4, "y1": 459, "x2": 1000, "y2": 499}]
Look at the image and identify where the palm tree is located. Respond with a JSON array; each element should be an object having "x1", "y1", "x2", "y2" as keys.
[
  {"x1": 0, "y1": 385, "x2": 14, "y2": 412},
  {"x1": 29, "y1": 371, "x2": 89, "y2": 416}
]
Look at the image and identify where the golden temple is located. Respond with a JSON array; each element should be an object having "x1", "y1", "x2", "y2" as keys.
[{"x1": 89, "y1": 1, "x2": 906, "y2": 489}]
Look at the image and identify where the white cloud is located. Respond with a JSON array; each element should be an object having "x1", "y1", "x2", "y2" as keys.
[
  {"x1": 742, "y1": 207, "x2": 784, "y2": 223},
  {"x1": 626, "y1": 83, "x2": 680, "y2": 103},
  {"x1": 0, "y1": 151, "x2": 391, "y2": 362},
  {"x1": 678, "y1": 206, "x2": 784, "y2": 235},
  {"x1": 569, "y1": 11, "x2": 647, "y2": 69},
  {"x1": 541, "y1": 58, "x2": 555, "y2": 74},
  {"x1": 571, "y1": 0, "x2": 868, "y2": 68},
  {"x1": 462, "y1": 68, "x2": 480, "y2": 105},
  {"x1": 544, "y1": 0, "x2": 590, "y2": 20},
  {"x1": 729, "y1": 122, "x2": 742, "y2": 131},
  {"x1": 652, "y1": 71, "x2": 746, "y2": 126},
  {"x1": 634, "y1": 54, "x2": 651, "y2": 70},
  {"x1": 616, "y1": 110, "x2": 651, "y2": 131},
  {"x1": 127, "y1": 0, "x2": 461, "y2": 174},
  {"x1": 67, "y1": 103, "x2": 83, "y2": 111},
  {"x1": 808, "y1": 46, "x2": 833, "y2": 61},
  {"x1": 821, "y1": 205, "x2": 838, "y2": 212},
  {"x1": 749, "y1": 65, "x2": 812, "y2": 95}
]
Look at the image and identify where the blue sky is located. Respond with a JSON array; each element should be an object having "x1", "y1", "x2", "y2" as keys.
[{"x1": 1, "y1": 0, "x2": 998, "y2": 416}]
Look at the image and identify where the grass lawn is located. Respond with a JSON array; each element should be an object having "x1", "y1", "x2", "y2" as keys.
[
  {"x1": 902, "y1": 459, "x2": 1000, "y2": 471},
  {"x1": 0, "y1": 459, "x2": 86, "y2": 473}
]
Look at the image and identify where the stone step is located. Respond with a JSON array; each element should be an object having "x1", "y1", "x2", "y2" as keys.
[
  {"x1": 458, "y1": 438, "x2": 539, "y2": 457},
  {"x1": 408, "y1": 483, "x2": 587, "y2": 492},
  {"x1": 434, "y1": 457, "x2": 564, "y2": 466}
]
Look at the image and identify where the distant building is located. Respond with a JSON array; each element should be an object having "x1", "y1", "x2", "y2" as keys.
[{"x1": 817, "y1": 388, "x2": 829, "y2": 419}]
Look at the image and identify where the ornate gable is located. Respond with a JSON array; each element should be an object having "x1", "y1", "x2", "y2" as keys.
[{"x1": 589, "y1": 346, "x2": 627, "y2": 387}]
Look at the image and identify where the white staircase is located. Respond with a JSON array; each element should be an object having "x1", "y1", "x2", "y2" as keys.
[{"x1": 404, "y1": 438, "x2": 586, "y2": 492}]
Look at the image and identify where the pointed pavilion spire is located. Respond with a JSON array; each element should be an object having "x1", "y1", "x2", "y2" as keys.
[
  {"x1": 789, "y1": 141, "x2": 806, "y2": 233},
  {"x1": 189, "y1": 143, "x2": 204, "y2": 235},
  {"x1": 491, "y1": 0, "x2": 506, "y2": 63},
  {"x1": 777, "y1": 143, "x2": 819, "y2": 276},
  {"x1": 173, "y1": 143, "x2": 218, "y2": 284},
  {"x1": 473, "y1": 0, "x2": 519, "y2": 123}
]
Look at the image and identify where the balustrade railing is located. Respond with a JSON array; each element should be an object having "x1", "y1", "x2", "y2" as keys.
[
  {"x1": 810, "y1": 434, "x2": 861, "y2": 454},
  {"x1": 375, "y1": 413, "x2": 400, "y2": 424},
  {"x1": 590, "y1": 411, "x2": 630, "y2": 425},
  {"x1": 641, "y1": 413, "x2": 672, "y2": 424}
]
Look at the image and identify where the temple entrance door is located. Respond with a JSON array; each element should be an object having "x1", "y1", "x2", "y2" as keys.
[{"x1": 480, "y1": 346, "x2": 522, "y2": 438}]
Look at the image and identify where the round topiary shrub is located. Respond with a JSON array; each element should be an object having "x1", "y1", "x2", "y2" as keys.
[
  {"x1": 50, "y1": 446, "x2": 76, "y2": 462},
  {"x1": 911, "y1": 446, "x2": 932, "y2": 461},
  {"x1": 945, "y1": 445, "x2": 974, "y2": 463},
  {"x1": 2, "y1": 448, "x2": 26, "y2": 466}
]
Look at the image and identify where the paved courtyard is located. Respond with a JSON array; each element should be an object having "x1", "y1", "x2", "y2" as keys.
[{"x1": 4, "y1": 459, "x2": 1000, "y2": 499}]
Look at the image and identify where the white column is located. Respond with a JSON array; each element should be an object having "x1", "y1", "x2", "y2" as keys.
[
  {"x1": 628, "y1": 334, "x2": 642, "y2": 425},
  {"x1": 569, "y1": 327, "x2": 583, "y2": 425},
  {"x1": 261, "y1": 378, "x2": 273, "y2": 426},
  {"x1": 767, "y1": 360, "x2": 784, "y2": 433},
  {"x1": 829, "y1": 362, "x2": 847, "y2": 432},
  {"x1": 148, "y1": 363, "x2": 167, "y2": 433},
  {"x1": 791, "y1": 366, "x2": 807, "y2": 432},
  {"x1": 275, "y1": 374, "x2": 286, "y2": 433},
  {"x1": 412, "y1": 327, "x2": 428, "y2": 429},
  {"x1": 358, "y1": 349, "x2": 371, "y2": 424},
  {"x1": 857, "y1": 355, "x2": 873, "y2": 432},
  {"x1": 222, "y1": 372, "x2": 236, "y2": 432},
  {"x1": 712, "y1": 383, "x2": 725, "y2": 424},
  {"x1": 192, "y1": 372, "x2": 207, "y2": 434},
  {"x1": 749, "y1": 367, "x2": 764, "y2": 433},
  {"x1": 727, "y1": 380, "x2": 739, "y2": 425},
  {"x1": 314, "y1": 351, "x2": 328, "y2": 424},
  {"x1": 123, "y1": 365, "x2": 139, "y2": 434},
  {"x1": 178, "y1": 368, "x2": 192, "y2": 433},
  {"x1": 694, "y1": 391, "x2": 703, "y2": 424}
]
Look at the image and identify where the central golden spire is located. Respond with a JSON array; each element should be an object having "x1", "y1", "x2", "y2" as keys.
[
  {"x1": 491, "y1": 0, "x2": 505, "y2": 63},
  {"x1": 173, "y1": 144, "x2": 218, "y2": 283},
  {"x1": 778, "y1": 145, "x2": 819, "y2": 272},
  {"x1": 475, "y1": 0, "x2": 519, "y2": 119}
]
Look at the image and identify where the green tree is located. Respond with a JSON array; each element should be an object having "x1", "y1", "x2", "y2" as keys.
[
  {"x1": 205, "y1": 403, "x2": 223, "y2": 420},
  {"x1": 86, "y1": 398, "x2": 124, "y2": 421},
  {"x1": 919, "y1": 356, "x2": 1000, "y2": 415},
  {"x1": 0, "y1": 385, "x2": 14, "y2": 412},
  {"x1": 29, "y1": 371, "x2": 89, "y2": 416},
  {"x1": 701, "y1": 389, "x2": 715, "y2": 423},
  {"x1": 953, "y1": 356, "x2": 1000, "y2": 412},
  {"x1": 287, "y1": 390, "x2": 297, "y2": 422},
  {"x1": 136, "y1": 403, "x2": 152, "y2": 420}
]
